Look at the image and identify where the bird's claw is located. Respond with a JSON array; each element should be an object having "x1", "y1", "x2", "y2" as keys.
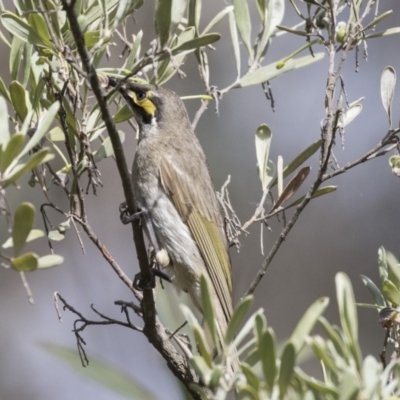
[
  {"x1": 133, "y1": 268, "x2": 172, "y2": 291},
  {"x1": 119, "y1": 201, "x2": 141, "y2": 225}
]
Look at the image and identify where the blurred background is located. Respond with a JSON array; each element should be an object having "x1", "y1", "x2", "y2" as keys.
[{"x1": 1, "y1": 1, "x2": 400, "y2": 399}]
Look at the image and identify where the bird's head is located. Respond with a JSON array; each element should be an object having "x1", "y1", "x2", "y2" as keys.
[{"x1": 108, "y1": 78, "x2": 190, "y2": 136}]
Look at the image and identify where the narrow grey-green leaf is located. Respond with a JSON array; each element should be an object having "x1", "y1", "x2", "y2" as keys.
[
  {"x1": 20, "y1": 101, "x2": 59, "y2": 157},
  {"x1": 285, "y1": 186, "x2": 336, "y2": 209},
  {"x1": 0, "y1": 133, "x2": 25, "y2": 173},
  {"x1": 363, "y1": 10, "x2": 393, "y2": 32},
  {"x1": 0, "y1": 96, "x2": 9, "y2": 146},
  {"x1": 228, "y1": 11, "x2": 240, "y2": 79},
  {"x1": 365, "y1": 27, "x2": 400, "y2": 39},
  {"x1": 296, "y1": 368, "x2": 339, "y2": 396},
  {"x1": 1, "y1": 12, "x2": 50, "y2": 47},
  {"x1": 37, "y1": 254, "x2": 64, "y2": 269},
  {"x1": 271, "y1": 140, "x2": 321, "y2": 187},
  {"x1": 233, "y1": 0, "x2": 253, "y2": 59},
  {"x1": 380, "y1": 66, "x2": 396, "y2": 126},
  {"x1": 125, "y1": 30, "x2": 143, "y2": 71},
  {"x1": 360, "y1": 274, "x2": 386, "y2": 308},
  {"x1": 10, "y1": 36, "x2": 23, "y2": 81},
  {"x1": 335, "y1": 272, "x2": 362, "y2": 369},
  {"x1": 11, "y1": 252, "x2": 38, "y2": 271},
  {"x1": 255, "y1": 123, "x2": 272, "y2": 189},
  {"x1": 272, "y1": 166, "x2": 310, "y2": 210},
  {"x1": 192, "y1": 324, "x2": 213, "y2": 368},
  {"x1": 188, "y1": 0, "x2": 201, "y2": 32},
  {"x1": 12, "y1": 202, "x2": 35, "y2": 257},
  {"x1": 382, "y1": 279, "x2": 400, "y2": 306},
  {"x1": 241, "y1": 363, "x2": 259, "y2": 390},
  {"x1": 378, "y1": 246, "x2": 388, "y2": 283},
  {"x1": 2, "y1": 148, "x2": 53, "y2": 188},
  {"x1": 9, "y1": 80, "x2": 28, "y2": 121},
  {"x1": 0, "y1": 76, "x2": 11, "y2": 103},
  {"x1": 225, "y1": 296, "x2": 254, "y2": 344},
  {"x1": 93, "y1": 131, "x2": 125, "y2": 163},
  {"x1": 170, "y1": 0, "x2": 188, "y2": 35},
  {"x1": 42, "y1": 343, "x2": 157, "y2": 400},
  {"x1": 260, "y1": 328, "x2": 277, "y2": 394},
  {"x1": 170, "y1": 33, "x2": 220, "y2": 54},
  {"x1": 2, "y1": 229, "x2": 44, "y2": 249},
  {"x1": 200, "y1": 275, "x2": 217, "y2": 347},
  {"x1": 155, "y1": 0, "x2": 172, "y2": 48},
  {"x1": 279, "y1": 342, "x2": 295, "y2": 398},
  {"x1": 202, "y1": 6, "x2": 233, "y2": 35},
  {"x1": 237, "y1": 53, "x2": 324, "y2": 87},
  {"x1": 290, "y1": 297, "x2": 329, "y2": 354},
  {"x1": 27, "y1": 13, "x2": 53, "y2": 48}
]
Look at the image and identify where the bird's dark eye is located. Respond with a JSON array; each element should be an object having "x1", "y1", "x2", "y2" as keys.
[{"x1": 136, "y1": 91, "x2": 146, "y2": 101}]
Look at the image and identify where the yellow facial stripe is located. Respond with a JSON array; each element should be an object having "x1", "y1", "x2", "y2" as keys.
[{"x1": 129, "y1": 90, "x2": 156, "y2": 116}]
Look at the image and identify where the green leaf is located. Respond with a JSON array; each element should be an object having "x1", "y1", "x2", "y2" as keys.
[
  {"x1": 2, "y1": 148, "x2": 54, "y2": 188},
  {"x1": 365, "y1": 27, "x2": 400, "y2": 39},
  {"x1": 318, "y1": 316, "x2": 348, "y2": 359},
  {"x1": 285, "y1": 186, "x2": 337, "y2": 209},
  {"x1": 192, "y1": 323, "x2": 213, "y2": 368},
  {"x1": 233, "y1": 0, "x2": 253, "y2": 59},
  {"x1": 93, "y1": 131, "x2": 125, "y2": 163},
  {"x1": 12, "y1": 202, "x2": 35, "y2": 257},
  {"x1": 278, "y1": 342, "x2": 295, "y2": 399},
  {"x1": 260, "y1": 328, "x2": 277, "y2": 394},
  {"x1": 0, "y1": 96, "x2": 9, "y2": 147},
  {"x1": 380, "y1": 66, "x2": 396, "y2": 127},
  {"x1": 335, "y1": 272, "x2": 362, "y2": 370},
  {"x1": 10, "y1": 36, "x2": 23, "y2": 80},
  {"x1": 37, "y1": 254, "x2": 64, "y2": 269},
  {"x1": 296, "y1": 368, "x2": 339, "y2": 396},
  {"x1": 170, "y1": 0, "x2": 188, "y2": 35},
  {"x1": 155, "y1": 0, "x2": 172, "y2": 48},
  {"x1": 360, "y1": 274, "x2": 386, "y2": 308},
  {"x1": 255, "y1": 123, "x2": 272, "y2": 189},
  {"x1": 241, "y1": 363, "x2": 259, "y2": 390},
  {"x1": 9, "y1": 80, "x2": 28, "y2": 121},
  {"x1": 19, "y1": 101, "x2": 59, "y2": 158},
  {"x1": 125, "y1": 30, "x2": 143, "y2": 71},
  {"x1": 382, "y1": 279, "x2": 400, "y2": 306},
  {"x1": 271, "y1": 140, "x2": 321, "y2": 187},
  {"x1": 378, "y1": 246, "x2": 389, "y2": 283},
  {"x1": 363, "y1": 10, "x2": 393, "y2": 31},
  {"x1": 42, "y1": 343, "x2": 157, "y2": 400},
  {"x1": 200, "y1": 275, "x2": 217, "y2": 347},
  {"x1": 228, "y1": 10, "x2": 241, "y2": 79},
  {"x1": 202, "y1": 6, "x2": 233, "y2": 35},
  {"x1": 27, "y1": 13, "x2": 53, "y2": 48},
  {"x1": 290, "y1": 297, "x2": 329, "y2": 354},
  {"x1": 225, "y1": 296, "x2": 254, "y2": 344},
  {"x1": 188, "y1": 0, "x2": 201, "y2": 33},
  {"x1": 2, "y1": 229, "x2": 44, "y2": 249},
  {"x1": 157, "y1": 28, "x2": 196, "y2": 85},
  {"x1": 1, "y1": 12, "x2": 51, "y2": 47},
  {"x1": 170, "y1": 33, "x2": 221, "y2": 54},
  {"x1": 11, "y1": 252, "x2": 38, "y2": 271},
  {"x1": 0, "y1": 76, "x2": 11, "y2": 103},
  {"x1": 0, "y1": 133, "x2": 25, "y2": 173},
  {"x1": 237, "y1": 53, "x2": 324, "y2": 88}
]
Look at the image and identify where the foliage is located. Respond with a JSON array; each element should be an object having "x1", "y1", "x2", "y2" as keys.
[{"x1": 0, "y1": 0, "x2": 400, "y2": 399}]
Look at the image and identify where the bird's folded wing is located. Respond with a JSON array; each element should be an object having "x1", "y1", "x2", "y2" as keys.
[{"x1": 160, "y1": 157, "x2": 233, "y2": 324}]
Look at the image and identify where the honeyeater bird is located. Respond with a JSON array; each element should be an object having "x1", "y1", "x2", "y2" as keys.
[{"x1": 109, "y1": 78, "x2": 234, "y2": 345}]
